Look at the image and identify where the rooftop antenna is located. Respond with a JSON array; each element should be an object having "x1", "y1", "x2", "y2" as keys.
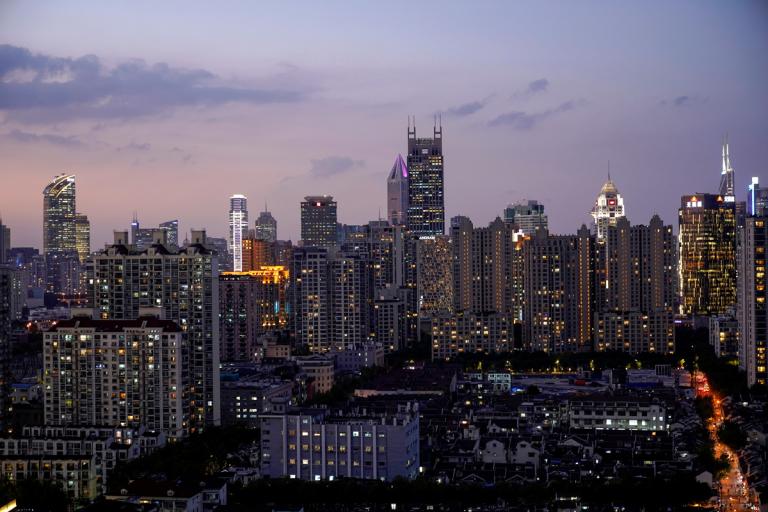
[{"x1": 607, "y1": 160, "x2": 611, "y2": 182}]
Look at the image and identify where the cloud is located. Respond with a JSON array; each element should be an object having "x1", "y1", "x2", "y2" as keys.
[
  {"x1": 116, "y1": 141, "x2": 151, "y2": 152},
  {"x1": 488, "y1": 99, "x2": 585, "y2": 130},
  {"x1": 443, "y1": 100, "x2": 486, "y2": 117},
  {"x1": 512, "y1": 78, "x2": 550, "y2": 98},
  {"x1": 660, "y1": 95, "x2": 708, "y2": 108},
  {"x1": 309, "y1": 156, "x2": 364, "y2": 178},
  {"x1": 3, "y1": 129, "x2": 86, "y2": 147},
  {"x1": 0, "y1": 44, "x2": 307, "y2": 122}
]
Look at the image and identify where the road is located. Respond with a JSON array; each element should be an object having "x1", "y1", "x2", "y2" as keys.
[{"x1": 695, "y1": 372, "x2": 759, "y2": 511}]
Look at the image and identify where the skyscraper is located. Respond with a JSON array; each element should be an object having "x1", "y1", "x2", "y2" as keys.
[
  {"x1": 591, "y1": 176, "x2": 625, "y2": 240},
  {"x1": 738, "y1": 216, "x2": 768, "y2": 387},
  {"x1": 748, "y1": 177, "x2": 768, "y2": 217},
  {"x1": 387, "y1": 154, "x2": 408, "y2": 226},
  {"x1": 678, "y1": 194, "x2": 737, "y2": 316},
  {"x1": 229, "y1": 194, "x2": 249, "y2": 272},
  {"x1": 720, "y1": 137, "x2": 735, "y2": 203},
  {"x1": 74, "y1": 213, "x2": 90, "y2": 263},
  {"x1": 406, "y1": 120, "x2": 445, "y2": 238},
  {"x1": 0, "y1": 218, "x2": 10, "y2": 264},
  {"x1": 503, "y1": 200, "x2": 548, "y2": 235},
  {"x1": 159, "y1": 219, "x2": 179, "y2": 248},
  {"x1": 43, "y1": 174, "x2": 77, "y2": 255},
  {"x1": 301, "y1": 196, "x2": 337, "y2": 248},
  {"x1": 89, "y1": 229, "x2": 220, "y2": 429},
  {"x1": 255, "y1": 206, "x2": 277, "y2": 243}
]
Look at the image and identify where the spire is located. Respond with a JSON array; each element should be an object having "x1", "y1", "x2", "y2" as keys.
[{"x1": 719, "y1": 135, "x2": 735, "y2": 201}]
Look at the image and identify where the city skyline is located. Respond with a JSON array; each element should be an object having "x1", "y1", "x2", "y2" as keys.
[{"x1": 1, "y1": 1, "x2": 767, "y2": 248}]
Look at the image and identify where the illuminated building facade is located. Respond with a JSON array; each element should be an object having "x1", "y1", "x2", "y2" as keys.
[
  {"x1": 301, "y1": 195, "x2": 337, "y2": 248},
  {"x1": 43, "y1": 316, "x2": 187, "y2": 439},
  {"x1": 594, "y1": 215, "x2": 676, "y2": 353},
  {"x1": 387, "y1": 154, "x2": 409, "y2": 226},
  {"x1": 738, "y1": 216, "x2": 768, "y2": 386},
  {"x1": 229, "y1": 194, "x2": 249, "y2": 271},
  {"x1": 431, "y1": 311, "x2": 514, "y2": 360},
  {"x1": 74, "y1": 213, "x2": 90, "y2": 263},
  {"x1": 416, "y1": 235, "x2": 453, "y2": 318},
  {"x1": 43, "y1": 174, "x2": 77, "y2": 255},
  {"x1": 88, "y1": 229, "x2": 220, "y2": 429},
  {"x1": 590, "y1": 177, "x2": 625, "y2": 240},
  {"x1": 219, "y1": 267, "x2": 289, "y2": 362},
  {"x1": 242, "y1": 230, "x2": 274, "y2": 271},
  {"x1": 406, "y1": 120, "x2": 445, "y2": 237},
  {"x1": 291, "y1": 247, "x2": 370, "y2": 352},
  {"x1": 678, "y1": 193, "x2": 737, "y2": 316},
  {"x1": 748, "y1": 177, "x2": 768, "y2": 217},
  {"x1": 523, "y1": 226, "x2": 594, "y2": 352}
]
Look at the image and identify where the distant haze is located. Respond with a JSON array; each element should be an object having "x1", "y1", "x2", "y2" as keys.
[{"x1": 0, "y1": 1, "x2": 766, "y2": 247}]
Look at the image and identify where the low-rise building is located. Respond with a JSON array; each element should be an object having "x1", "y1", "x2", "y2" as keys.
[
  {"x1": 260, "y1": 404, "x2": 420, "y2": 482},
  {"x1": 220, "y1": 378, "x2": 293, "y2": 427},
  {"x1": 296, "y1": 355, "x2": 335, "y2": 394},
  {"x1": 330, "y1": 342, "x2": 385, "y2": 373},
  {"x1": 565, "y1": 396, "x2": 667, "y2": 431}
]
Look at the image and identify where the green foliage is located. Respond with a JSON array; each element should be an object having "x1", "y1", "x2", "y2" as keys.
[
  {"x1": 304, "y1": 366, "x2": 385, "y2": 407},
  {"x1": 694, "y1": 396, "x2": 714, "y2": 420},
  {"x1": 0, "y1": 478, "x2": 69, "y2": 512},
  {"x1": 229, "y1": 474, "x2": 712, "y2": 509},
  {"x1": 718, "y1": 420, "x2": 747, "y2": 451},
  {"x1": 108, "y1": 426, "x2": 259, "y2": 491}
]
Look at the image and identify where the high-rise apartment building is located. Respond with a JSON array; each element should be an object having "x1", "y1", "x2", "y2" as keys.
[
  {"x1": 678, "y1": 194, "x2": 737, "y2": 316},
  {"x1": 43, "y1": 315, "x2": 187, "y2": 439},
  {"x1": 229, "y1": 194, "x2": 249, "y2": 272},
  {"x1": 74, "y1": 213, "x2": 90, "y2": 263},
  {"x1": 255, "y1": 206, "x2": 277, "y2": 243},
  {"x1": 219, "y1": 267, "x2": 289, "y2": 362},
  {"x1": 291, "y1": 247, "x2": 370, "y2": 352},
  {"x1": 593, "y1": 216, "x2": 676, "y2": 354},
  {"x1": 503, "y1": 200, "x2": 548, "y2": 235},
  {"x1": 523, "y1": 227, "x2": 594, "y2": 352},
  {"x1": 591, "y1": 177, "x2": 625, "y2": 240},
  {"x1": 387, "y1": 154, "x2": 409, "y2": 226},
  {"x1": 43, "y1": 174, "x2": 77, "y2": 255},
  {"x1": 416, "y1": 235, "x2": 453, "y2": 318},
  {"x1": 242, "y1": 230, "x2": 274, "y2": 271},
  {"x1": 406, "y1": 121, "x2": 445, "y2": 237},
  {"x1": 301, "y1": 196, "x2": 338, "y2": 248},
  {"x1": 450, "y1": 216, "x2": 521, "y2": 315},
  {"x1": 738, "y1": 216, "x2": 768, "y2": 386},
  {"x1": 88, "y1": 229, "x2": 220, "y2": 429}
]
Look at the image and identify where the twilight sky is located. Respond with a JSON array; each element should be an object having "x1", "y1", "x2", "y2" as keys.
[{"x1": 1, "y1": 1, "x2": 767, "y2": 249}]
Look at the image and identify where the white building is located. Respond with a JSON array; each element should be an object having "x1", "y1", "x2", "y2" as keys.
[
  {"x1": 229, "y1": 194, "x2": 249, "y2": 272},
  {"x1": 260, "y1": 404, "x2": 419, "y2": 481},
  {"x1": 590, "y1": 177, "x2": 625, "y2": 240},
  {"x1": 566, "y1": 396, "x2": 667, "y2": 431}
]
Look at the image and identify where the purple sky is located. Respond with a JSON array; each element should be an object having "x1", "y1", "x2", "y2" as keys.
[{"x1": 1, "y1": 1, "x2": 767, "y2": 249}]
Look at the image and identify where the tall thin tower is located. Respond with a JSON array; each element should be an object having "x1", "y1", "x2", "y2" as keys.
[
  {"x1": 406, "y1": 117, "x2": 445, "y2": 238},
  {"x1": 720, "y1": 136, "x2": 735, "y2": 203},
  {"x1": 229, "y1": 194, "x2": 248, "y2": 271}
]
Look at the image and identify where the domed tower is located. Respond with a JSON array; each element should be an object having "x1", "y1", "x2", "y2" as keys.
[{"x1": 591, "y1": 175, "x2": 625, "y2": 240}]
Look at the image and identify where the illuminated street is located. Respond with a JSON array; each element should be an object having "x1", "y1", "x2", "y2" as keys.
[{"x1": 695, "y1": 372, "x2": 759, "y2": 511}]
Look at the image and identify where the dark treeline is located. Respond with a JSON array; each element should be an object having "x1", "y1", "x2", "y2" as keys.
[{"x1": 229, "y1": 475, "x2": 712, "y2": 510}]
